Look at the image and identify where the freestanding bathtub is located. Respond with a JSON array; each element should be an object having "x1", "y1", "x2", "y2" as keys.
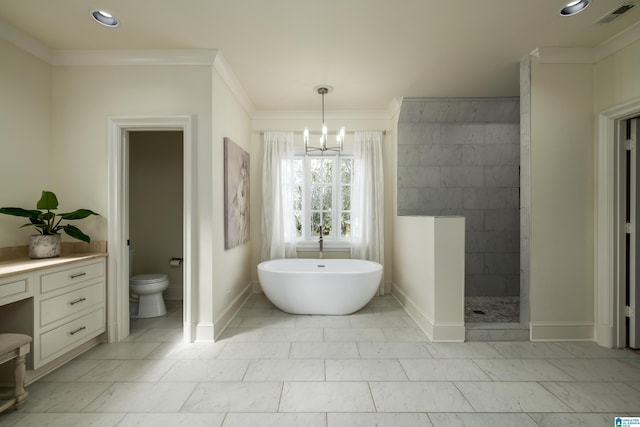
[{"x1": 257, "y1": 258, "x2": 383, "y2": 315}]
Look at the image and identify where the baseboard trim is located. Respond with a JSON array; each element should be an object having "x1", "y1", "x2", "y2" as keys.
[
  {"x1": 530, "y1": 321, "x2": 594, "y2": 341},
  {"x1": 432, "y1": 322, "x2": 466, "y2": 342},
  {"x1": 596, "y1": 323, "x2": 616, "y2": 348},
  {"x1": 391, "y1": 283, "x2": 434, "y2": 340},
  {"x1": 192, "y1": 283, "x2": 253, "y2": 342},
  {"x1": 391, "y1": 282, "x2": 465, "y2": 342},
  {"x1": 193, "y1": 322, "x2": 214, "y2": 342},
  {"x1": 213, "y1": 282, "x2": 254, "y2": 341}
]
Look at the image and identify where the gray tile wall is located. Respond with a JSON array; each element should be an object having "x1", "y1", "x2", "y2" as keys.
[{"x1": 398, "y1": 98, "x2": 520, "y2": 297}]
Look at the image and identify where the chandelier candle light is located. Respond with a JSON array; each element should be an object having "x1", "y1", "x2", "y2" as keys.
[{"x1": 304, "y1": 86, "x2": 346, "y2": 154}]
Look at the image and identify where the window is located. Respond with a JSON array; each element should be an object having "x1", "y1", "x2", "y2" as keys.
[{"x1": 293, "y1": 154, "x2": 353, "y2": 242}]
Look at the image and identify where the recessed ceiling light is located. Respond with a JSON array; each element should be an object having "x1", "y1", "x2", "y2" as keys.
[
  {"x1": 91, "y1": 9, "x2": 119, "y2": 27},
  {"x1": 560, "y1": 0, "x2": 590, "y2": 16}
]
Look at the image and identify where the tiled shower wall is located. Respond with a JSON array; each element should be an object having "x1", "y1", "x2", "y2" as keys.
[{"x1": 398, "y1": 98, "x2": 520, "y2": 297}]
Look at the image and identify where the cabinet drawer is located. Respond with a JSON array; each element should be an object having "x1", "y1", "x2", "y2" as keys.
[
  {"x1": 39, "y1": 307, "x2": 105, "y2": 362},
  {"x1": 0, "y1": 275, "x2": 32, "y2": 306},
  {"x1": 40, "y1": 282, "x2": 105, "y2": 327},
  {"x1": 40, "y1": 260, "x2": 105, "y2": 294}
]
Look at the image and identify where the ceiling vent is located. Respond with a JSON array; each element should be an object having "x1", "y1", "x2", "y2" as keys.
[{"x1": 595, "y1": 2, "x2": 635, "y2": 23}]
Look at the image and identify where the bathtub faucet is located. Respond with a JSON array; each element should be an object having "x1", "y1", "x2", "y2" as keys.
[{"x1": 318, "y1": 226, "x2": 324, "y2": 259}]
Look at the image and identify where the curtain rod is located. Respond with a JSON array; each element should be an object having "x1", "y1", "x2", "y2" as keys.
[{"x1": 259, "y1": 130, "x2": 387, "y2": 136}]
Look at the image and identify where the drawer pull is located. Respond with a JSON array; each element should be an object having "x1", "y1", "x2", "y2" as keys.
[
  {"x1": 70, "y1": 272, "x2": 87, "y2": 279},
  {"x1": 69, "y1": 326, "x2": 86, "y2": 335},
  {"x1": 69, "y1": 297, "x2": 87, "y2": 306}
]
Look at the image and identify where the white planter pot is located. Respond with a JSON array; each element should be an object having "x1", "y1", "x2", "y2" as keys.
[{"x1": 29, "y1": 234, "x2": 61, "y2": 259}]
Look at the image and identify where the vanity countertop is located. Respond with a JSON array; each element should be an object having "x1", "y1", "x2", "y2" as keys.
[{"x1": 0, "y1": 253, "x2": 107, "y2": 279}]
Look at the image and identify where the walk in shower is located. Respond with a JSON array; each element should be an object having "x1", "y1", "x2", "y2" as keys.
[{"x1": 397, "y1": 97, "x2": 523, "y2": 335}]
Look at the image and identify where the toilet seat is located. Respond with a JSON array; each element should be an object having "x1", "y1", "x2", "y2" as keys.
[{"x1": 130, "y1": 273, "x2": 168, "y2": 285}]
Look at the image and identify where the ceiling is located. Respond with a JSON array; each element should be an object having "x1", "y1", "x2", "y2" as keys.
[{"x1": 0, "y1": 0, "x2": 639, "y2": 112}]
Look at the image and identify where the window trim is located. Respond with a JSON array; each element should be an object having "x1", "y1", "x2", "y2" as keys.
[{"x1": 296, "y1": 240, "x2": 352, "y2": 252}]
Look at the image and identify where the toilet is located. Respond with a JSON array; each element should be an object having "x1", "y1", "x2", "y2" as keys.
[{"x1": 129, "y1": 250, "x2": 169, "y2": 318}]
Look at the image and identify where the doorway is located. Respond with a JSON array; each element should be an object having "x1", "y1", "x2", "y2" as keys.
[
  {"x1": 596, "y1": 98, "x2": 640, "y2": 349},
  {"x1": 128, "y1": 131, "x2": 183, "y2": 326},
  {"x1": 107, "y1": 116, "x2": 196, "y2": 344},
  {"x1": 619, "y1": 117, "x2": 640, "y2": 349}
]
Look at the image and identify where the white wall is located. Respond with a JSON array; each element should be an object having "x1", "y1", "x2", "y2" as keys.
[
  {"x1": 250, "y1": 115, "x2": 395, "y2": 289},
  {"x1": 529, "y1": 58, "x2": 595, "y2": 340},
  {"x1": 0, "y1": 40, "x2": 52, "y2": 246},
  {"x1": 393, "y1": 216, "x2": 435, "y2": 323},
  {"x1": 129, "y1": 131, "x2": 184, "y2": 301},
  {"x1": 211, "y1": 66, "x2": 253, "y2": 337},
  {"x1": 392, "y1": 216, "x2": 465, "y2": 341}
]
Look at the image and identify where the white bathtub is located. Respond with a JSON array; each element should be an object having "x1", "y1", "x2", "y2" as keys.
[{"x1": 257, "y1": 258, "x2": 383, "y2": 315}]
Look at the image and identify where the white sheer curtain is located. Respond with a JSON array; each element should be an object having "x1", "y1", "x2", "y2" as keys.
[
  {"x1": 261, "y1": 131, "x2": 297, "y2": 260},
  {"x1": 351, "y1": 131, "x2": 385, "y2": 294}
]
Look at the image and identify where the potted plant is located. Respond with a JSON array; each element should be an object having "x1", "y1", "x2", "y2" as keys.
[{"x1": 0, "y1": 190, "x2": 99, "y2": 259}]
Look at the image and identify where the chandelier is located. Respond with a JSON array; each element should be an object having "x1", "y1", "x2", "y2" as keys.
[{"x1": 304, "y1": 86, "x2": 345, "y2": 154}]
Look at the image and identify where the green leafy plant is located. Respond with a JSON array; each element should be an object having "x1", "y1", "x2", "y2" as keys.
[{"x1": 0, "y1": 190, "x2": 98, "y2": 243}]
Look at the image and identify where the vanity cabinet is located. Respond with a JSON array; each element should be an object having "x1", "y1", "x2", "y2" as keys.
[
  {"x1": 33, "y1": 258, "x2": 106, "y2": 368},
  {"x1": 0, "y1": 255, "x2": 106, "y2": 376},
  {"x1": 0, "y1": 274, "x2": 32, "y2": 307}
]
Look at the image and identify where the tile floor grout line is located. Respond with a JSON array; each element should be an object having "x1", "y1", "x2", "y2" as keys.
[
  {"x1": 276, "y1": 381, "x2": 285, "y2": 414},
  {"x1": 535, "y1": 380, "x2": 581, "y2": 413},
  {"x1": 366, "y1": 381, "x2": 379, "y2": 413}
]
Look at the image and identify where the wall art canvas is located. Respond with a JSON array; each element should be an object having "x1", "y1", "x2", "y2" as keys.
[{"x1": 224, "y1": 137, "x2": 250, "y2": 249}]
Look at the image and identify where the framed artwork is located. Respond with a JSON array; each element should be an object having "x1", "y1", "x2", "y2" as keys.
[{"x1": 224, "y1": 137, "x2": 250, "y2": 249}]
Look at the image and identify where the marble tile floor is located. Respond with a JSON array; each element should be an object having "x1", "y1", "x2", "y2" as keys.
[{"x1": 1, "y1": 294, "x2": 640, "y2": 426}]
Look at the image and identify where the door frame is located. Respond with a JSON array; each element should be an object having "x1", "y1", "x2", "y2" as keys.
[
  {"x1": 596, "y1": 98, "x2": 640, "y2": 347},
  {"x1": 626, "y1": 118, "x2": 640, "y2": 348},
  {"x1": 107, "y1": 115, "x2": 196, "y2": 343}
]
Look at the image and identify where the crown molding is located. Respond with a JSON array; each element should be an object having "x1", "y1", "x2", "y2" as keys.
[
  {"x1": 47, "y1": 49, "x2": 256, "y2": 115},
  {"x1": 533, "y1": 21, "x2": 640, "y2": 64},
  {"x1": 401, "y1": 96, "x2": 520, "y2": 102},
  {"x1": 532, "y1": 47, "x2": 595, "y2": 63},
  {"x1": 388, "y1": 97, "x2": 402, "y2": 118},
  {"x1": 252, "y1": 109, "x2": 395, "y2": 121},
  {"x1": 51, "y1": 49, "x2": 255, "y2": 115},
  {"x1": 0, "y1": 18, "x2": 255, "y2": 114},
  {"x1": 0, "y1": 18, "x2": 52, "y2": 63},
  {"x1": 212, "y1": 52, "x2": 256, "y2": 116},
  {"x1": 51, "y1": 49, "x2": 218, "y2": 66},
  {"x1": 594, "y1": 20, "x2": 640, "y2": 62}
]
